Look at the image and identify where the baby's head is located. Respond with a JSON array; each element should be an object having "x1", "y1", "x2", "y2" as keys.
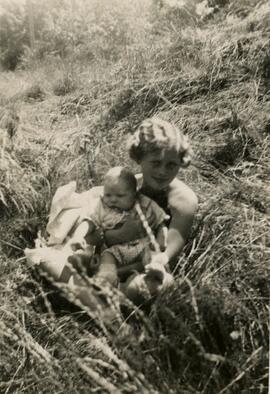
[
  {"x1": 128, "y1": 117, "x2": 192, "y2": 167},
  {"x1": 103, "y1": 166, "x2": 137, "y2": 211}
]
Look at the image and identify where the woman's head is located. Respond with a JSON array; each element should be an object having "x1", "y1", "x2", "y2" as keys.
[
  {"x1": 103, "y1": 166, "x2": 137, "y2": 211},
  {"x1": 127, "y1": 117, "x2": 192, "y2": 167},
  {"x1": 127, "y1": 117, "x2": 192, "y2": 190}
]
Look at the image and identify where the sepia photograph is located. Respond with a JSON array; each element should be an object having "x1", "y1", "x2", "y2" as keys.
[{"x1": 0, "y1": 0, "x2": 269, "y2": 392}]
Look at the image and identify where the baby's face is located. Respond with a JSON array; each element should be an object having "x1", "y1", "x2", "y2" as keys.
[{"x1": 103, "y1": 178, "x2": 136, "y2": 211}]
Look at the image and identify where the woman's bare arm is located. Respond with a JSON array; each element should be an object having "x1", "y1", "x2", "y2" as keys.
[
  {"x1": 156, "y1": 224, "x2": 167, "y2": 252},
  {"x1": 166, "y1": 179, "x2": 198, "y2": 261}
]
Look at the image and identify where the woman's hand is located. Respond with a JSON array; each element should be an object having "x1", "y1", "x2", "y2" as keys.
[{"x1": 148, "y1": 252, "x2": 169, "y2": 267}]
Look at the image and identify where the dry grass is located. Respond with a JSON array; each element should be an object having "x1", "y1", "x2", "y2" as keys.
[{"x1": 0, "y1": 1, "x2": 269, "y2": 392}]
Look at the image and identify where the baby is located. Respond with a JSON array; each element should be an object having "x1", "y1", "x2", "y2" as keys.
[{"x1": 68, "y1": 166, "x2": 173, "y2": 301}]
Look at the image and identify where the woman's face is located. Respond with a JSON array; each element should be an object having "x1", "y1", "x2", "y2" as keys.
[{"x1": 139, "y1": 149, "x2": 181, "y2": 191}]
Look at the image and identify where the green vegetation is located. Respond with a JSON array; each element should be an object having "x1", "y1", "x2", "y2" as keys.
[{"x1": 0, "y1": 0, "x2": 269, "y2": 392}]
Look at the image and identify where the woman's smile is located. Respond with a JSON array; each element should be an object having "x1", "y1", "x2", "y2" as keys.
[{"x1": 139, "y1": 149, "x2": 181, "y2": 191}]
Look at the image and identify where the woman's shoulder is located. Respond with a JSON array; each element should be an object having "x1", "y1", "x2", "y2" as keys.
[{"x1": 168, "y1": 178, "x2": 198, "y2": 214}]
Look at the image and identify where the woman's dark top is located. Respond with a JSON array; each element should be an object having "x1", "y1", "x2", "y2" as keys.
[{"x1": 140, "y1": 184, "x2": 171, "y2": 225}]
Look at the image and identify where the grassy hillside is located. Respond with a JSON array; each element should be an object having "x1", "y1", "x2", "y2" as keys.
[{"x1": 0, "y1": 0, "x2": 269, "y2": 392}]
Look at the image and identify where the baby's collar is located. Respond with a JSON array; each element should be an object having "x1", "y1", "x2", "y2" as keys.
[{"x1": 101, "y1": 197, "x2": 129, "y2": 213}]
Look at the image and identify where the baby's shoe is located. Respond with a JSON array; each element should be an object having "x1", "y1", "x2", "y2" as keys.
[
  {"x1": 124, "y1": 273, "x2": 151, "y2": 306},
  {"x1": 145, "y1": 260, "x2": 174, "y2": 296},
  {"x1": 145, "y1": 261, "x2": 166, "y2": 282}
]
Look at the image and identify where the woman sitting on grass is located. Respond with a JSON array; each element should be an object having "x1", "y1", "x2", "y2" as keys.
[
  {"x1": 86, "y1": 117, "x2": 197, "y2": 268},
  {"x1": 68, "y1": 117, "x2": 197, "y2": 301},
  {"x1": 26, "y1": 117, "x2": 198, "y2": 307}
]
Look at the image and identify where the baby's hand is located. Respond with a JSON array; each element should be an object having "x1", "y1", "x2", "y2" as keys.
[
  {"x1": 85, "y1": 227, "x2": 104, "y2": 246},
  {"x1": 67, "y1": 237, "x2": 87, "y2": 251}
]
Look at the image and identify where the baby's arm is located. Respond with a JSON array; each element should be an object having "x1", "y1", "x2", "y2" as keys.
[
  {"x1": 104, "y1": 217, "x2": 147, "y2": 247},
  {"x1": 68, "y1": 219, "x2": 96, "y2": 248}
]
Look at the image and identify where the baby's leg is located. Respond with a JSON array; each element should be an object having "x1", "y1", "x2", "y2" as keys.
[{"x1": 96, "y1": 252, "x2": 118, "y2": 287}]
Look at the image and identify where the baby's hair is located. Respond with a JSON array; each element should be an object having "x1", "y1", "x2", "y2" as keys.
[
  {"x1": 104, "y1": 166, "x2": 137, "y2": 192},
  {"x1": 127, "y1": 117, "x2": 192, "y2": 167}
]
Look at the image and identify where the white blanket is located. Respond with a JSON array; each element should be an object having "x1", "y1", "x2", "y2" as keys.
[{"x1": 24, "y1": 182, "x2": 103, "y2": 280}]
